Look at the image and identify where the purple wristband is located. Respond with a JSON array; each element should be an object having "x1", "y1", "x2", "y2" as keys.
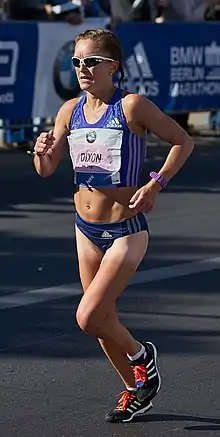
[{"x1": 150, "y1": 171, "x2": 167, "y2": 189}]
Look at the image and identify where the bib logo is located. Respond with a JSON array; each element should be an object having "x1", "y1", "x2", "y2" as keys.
[{"x1": 86, "y1": 131, "x2": 97, "y2": 143}]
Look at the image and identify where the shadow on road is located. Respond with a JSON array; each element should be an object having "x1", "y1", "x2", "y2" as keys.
[{"x1": 132, "y1": 413, "x2": 220, "y2": 430}]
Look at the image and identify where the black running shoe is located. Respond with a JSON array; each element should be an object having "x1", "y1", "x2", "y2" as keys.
[
  {"x1": 129, "y1": 341, "x2": 161, "y2": 403},
  {"x1": 105, "y1": 389, "x2": 153, "y2": 423}
]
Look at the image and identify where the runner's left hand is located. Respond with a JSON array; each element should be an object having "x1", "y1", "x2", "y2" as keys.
[{"x1": 128, "y1": 181, "x2": 161, "y2": 213}]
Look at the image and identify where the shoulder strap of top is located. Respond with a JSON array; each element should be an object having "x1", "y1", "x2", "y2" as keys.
[
  {"x1": 68, "y1": 94, "x2": 85, "y2": 131},
  {"x1": 110, "y1": 87, "x2": 123, "y2": 104},
  {"x1": 109, "y1": 87, "x2": 127, "y2": 127}
]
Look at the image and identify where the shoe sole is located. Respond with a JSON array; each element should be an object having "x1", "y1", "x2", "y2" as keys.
[
  {"x1": 122, "y1": 400, "x2": 153, "y2": 423},
  {"x1": 105, "y1": 402, "x2": 153, "y2": 424}
]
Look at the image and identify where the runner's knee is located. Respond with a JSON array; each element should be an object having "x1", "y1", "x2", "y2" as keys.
[{"x1": 76, "y1": 301, "x2": 112, "y2": 337}]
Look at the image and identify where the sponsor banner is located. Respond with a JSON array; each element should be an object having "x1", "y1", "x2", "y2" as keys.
[
  {"x1": 0, "y1": 22, "x2": 38, "y2": 119},
  {"x1": 116, "y1": 21, "x2": 220, "y2": 112},
  {"x1": 32, "y1": 18, "x2": 110, "y2": 118},
  {"x1": 1, "y1": 20, "x2": 220, "y2": 118}
]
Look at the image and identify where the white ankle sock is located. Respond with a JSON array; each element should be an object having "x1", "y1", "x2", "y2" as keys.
[
  {"x1": 126, "y1": 387, "x2": 137, "y2": 392},
  {"x1": 127, "y1": 343, "x2": 146, "y2": 361}
]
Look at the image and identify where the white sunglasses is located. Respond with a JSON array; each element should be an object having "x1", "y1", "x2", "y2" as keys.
[{"x1": 71, "y1": 55, "x2": 115, "y2": 68}]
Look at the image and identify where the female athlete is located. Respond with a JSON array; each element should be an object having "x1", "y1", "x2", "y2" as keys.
[{"x1": 33, "y1": 28, "x2": 194, "y2": 423}]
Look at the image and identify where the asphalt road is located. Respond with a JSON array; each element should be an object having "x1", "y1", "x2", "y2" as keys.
[{"x1": 0, "y1": 139, "x2": 220, "y2": 437}]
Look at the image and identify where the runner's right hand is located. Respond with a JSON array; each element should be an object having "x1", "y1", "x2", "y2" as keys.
[{"x1": 34, "y1": 130, "x2": 55, "y2": 156}]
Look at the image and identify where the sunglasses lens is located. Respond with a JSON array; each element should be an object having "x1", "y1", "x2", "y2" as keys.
[
  {"x1": 72, "y1": 57, "x2": 104, "y2": 68},
  {"x1": 72, "y1": 57, "x2": 80, "y2": 68},
  {"x1": 84, "y1": 58, "x2": 102, "y2": 67}
]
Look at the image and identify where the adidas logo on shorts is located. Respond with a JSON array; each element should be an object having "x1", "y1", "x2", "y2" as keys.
[{"x1": 101, "y1": 231, "x2": 112, "y2": 238}]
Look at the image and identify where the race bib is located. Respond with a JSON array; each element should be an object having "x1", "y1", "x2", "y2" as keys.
[{"x1": 68, "y1": 128, "x2": 123, "y2": 174}]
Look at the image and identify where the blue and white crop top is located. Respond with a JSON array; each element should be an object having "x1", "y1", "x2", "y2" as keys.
[{"x1": 68, "y1": 87, "x2": 145, "y2": 188}]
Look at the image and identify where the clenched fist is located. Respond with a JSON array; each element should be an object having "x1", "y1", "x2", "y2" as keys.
[{"x1": 34, "y1": 130, "x2": 55, "y2": 156}]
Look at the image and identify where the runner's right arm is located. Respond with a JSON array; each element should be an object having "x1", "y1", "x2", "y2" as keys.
[{"x1": 34, "y1": 99, "x2": 77, "y2": 177}]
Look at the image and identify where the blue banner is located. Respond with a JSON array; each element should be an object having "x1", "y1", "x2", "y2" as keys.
[
  {"x1": 1, "y1": 21, "x2": 220, "y2": 119},
  {"x1": 116, "y1": 22, "x2": 220, "y2": 112},
  {"x1": 0, "y1": 22, "x2": 38, "y2": 119}
]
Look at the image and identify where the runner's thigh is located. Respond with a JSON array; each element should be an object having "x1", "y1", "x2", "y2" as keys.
[
  {"x1": 79, "y1": 230, "x2": 149, "y2": 310},
  {"x1": 75, "y1": 226, "x2": 104, "y2": 292}
]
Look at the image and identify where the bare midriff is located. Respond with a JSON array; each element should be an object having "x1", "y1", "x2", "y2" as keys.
[{"x1": 74, "y1": 186, "x2": 138, "y2": 223}]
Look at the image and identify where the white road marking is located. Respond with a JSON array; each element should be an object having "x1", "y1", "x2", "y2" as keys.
[{"x1": 0, "y1": 256, "x2": 220, "y2": 310}]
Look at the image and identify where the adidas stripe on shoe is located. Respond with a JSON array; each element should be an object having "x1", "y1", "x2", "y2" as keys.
[
  {"x1": 105, "y1": 389, "x2": 153, "y2": 423},
  {"x1": 129, "y1": 341, "x2": 161, "y2": 403}
]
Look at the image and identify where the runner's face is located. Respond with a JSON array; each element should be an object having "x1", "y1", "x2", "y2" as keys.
[{"x1": 73, "y1": 39, "x2": 116, "y2": 91}]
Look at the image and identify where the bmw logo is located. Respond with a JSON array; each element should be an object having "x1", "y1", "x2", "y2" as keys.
[
  {"x1": 86, "y1": 131, "x2": 97, "y2": 143},
  {"x1": 53, "y1": 41, "x2": 81, "y2": 101}
]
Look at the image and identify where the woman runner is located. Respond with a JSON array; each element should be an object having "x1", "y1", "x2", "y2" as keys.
[{"x1": 33, "y1": 28, "x2": 194, "y2": 423}]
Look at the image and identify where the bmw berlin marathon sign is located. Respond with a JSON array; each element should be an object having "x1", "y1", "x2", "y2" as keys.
[
  {"x1": 170, "y1": 42, "x2": 220, "y2": 97},
  {"x1": 116, "y1": 21, "x2": 220, "y2": 112},
  {"x1": 121, "y1": 40, "x2": 220, "y2": 100}
]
